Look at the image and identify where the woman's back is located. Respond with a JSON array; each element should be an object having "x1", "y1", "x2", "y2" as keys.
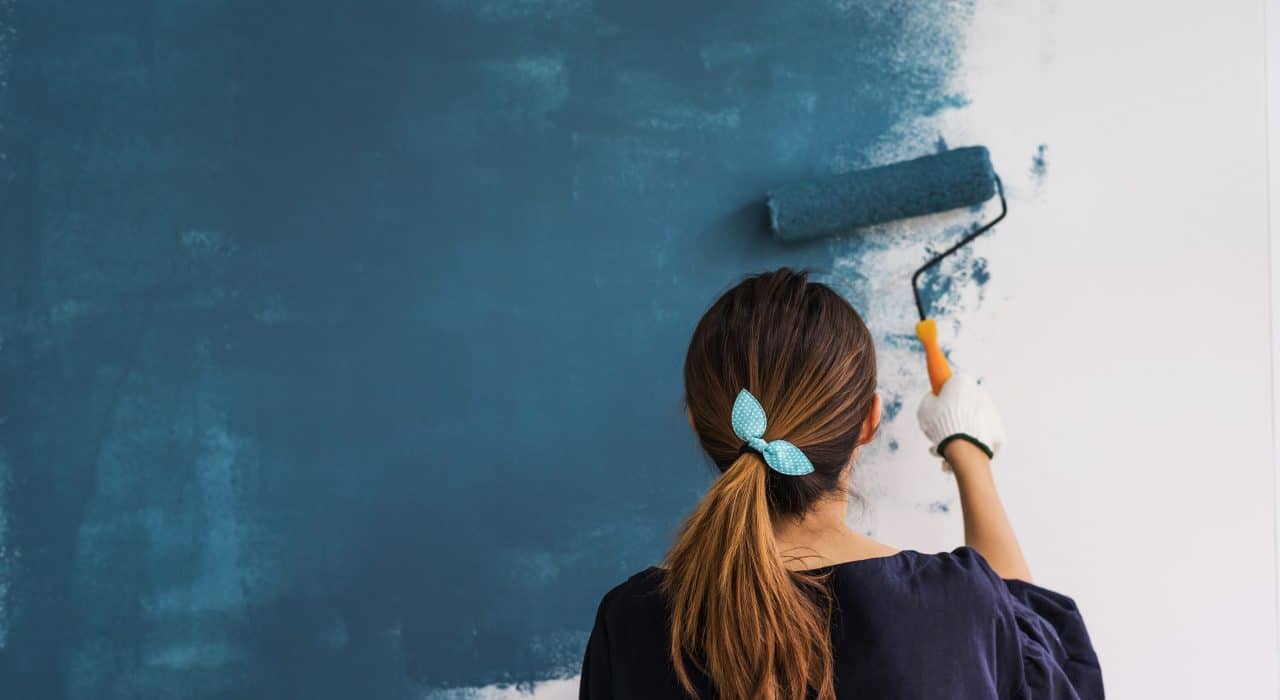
[
  {"x1": 581, "y1": 547, "x2": 1102, "y2": 699},
  {"x1": 579, "y1": 270, "x2": 1103, "y2": 699}
]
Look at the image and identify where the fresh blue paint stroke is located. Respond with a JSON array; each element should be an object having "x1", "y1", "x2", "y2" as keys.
[{"x1": 0, "y1": 0, "x2": 976, "y2": 695}]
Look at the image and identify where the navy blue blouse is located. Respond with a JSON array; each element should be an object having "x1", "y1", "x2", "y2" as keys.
[{"x1": 580, "y1": 547, "x2": 1103, "y2": 699}]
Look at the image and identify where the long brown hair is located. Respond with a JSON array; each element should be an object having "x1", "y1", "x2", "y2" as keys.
[{"x1": 662, "y1": 268, "x2": 879, "y2": 700}]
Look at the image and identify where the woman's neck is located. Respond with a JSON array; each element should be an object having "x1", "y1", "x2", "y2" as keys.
[{"x1": 772, "y1": 496, "x2": 897, "y2": 570}]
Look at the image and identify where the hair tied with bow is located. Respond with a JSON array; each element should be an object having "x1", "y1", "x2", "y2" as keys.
[{"x1": 730, "y1": 389, "x2": 815, "y2": 476}]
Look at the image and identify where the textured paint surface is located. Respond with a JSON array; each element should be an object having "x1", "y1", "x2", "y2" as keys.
[
  {"x1": 0, "y1": 1, "x2": 979, "y2": 696},
  {"x1": 767, "y1": 146, "x2": 995, "y2": 241}
]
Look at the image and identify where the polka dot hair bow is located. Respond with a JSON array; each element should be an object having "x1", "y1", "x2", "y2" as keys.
[{"x1": 731, "y1": 388, "x2": 815, "y2": 476}]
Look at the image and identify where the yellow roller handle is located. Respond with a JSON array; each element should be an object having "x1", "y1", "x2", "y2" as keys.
[{"x1": 915, "y1": 318, "x2": 952, "y2": 396}]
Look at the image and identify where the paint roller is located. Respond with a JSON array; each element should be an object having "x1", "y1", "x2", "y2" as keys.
[{"x1": 766, "y1": 146, "x2": 1007, "y2": 395}]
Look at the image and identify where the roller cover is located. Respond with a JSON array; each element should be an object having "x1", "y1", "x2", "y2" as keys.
[{"x1": 767, "y1": 146, "x2": 996, "y2": 241}]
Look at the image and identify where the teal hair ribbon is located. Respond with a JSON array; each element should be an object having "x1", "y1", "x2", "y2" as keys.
[{"x1": 730, "y1": 389, "x2": 815, "y2": 476}]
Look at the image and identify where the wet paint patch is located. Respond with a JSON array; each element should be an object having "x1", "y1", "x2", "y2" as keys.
[{"x1": 0, "y1": 0, "x2": 979, "y2": 695}]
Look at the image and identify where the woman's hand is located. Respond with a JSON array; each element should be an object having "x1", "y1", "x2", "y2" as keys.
[{"x1": 915, "y1": 372, "x2": 1007, "y2": 470}]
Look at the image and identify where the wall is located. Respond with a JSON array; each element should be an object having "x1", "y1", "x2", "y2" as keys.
[
  {"x1": 0, "y1": 1, "x2": 1274, "y2": 698},
  {"x1": 959, "y1": 2, "x2": 1276, "y2": 698}
]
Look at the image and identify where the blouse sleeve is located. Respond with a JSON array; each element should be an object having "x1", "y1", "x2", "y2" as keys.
[
  {"x1": 1001, "y1": 576, "x2": 1104, "y2": 699},
  {"x1": 952, "y1": 547, "x2": 1103, "y2": 700}
]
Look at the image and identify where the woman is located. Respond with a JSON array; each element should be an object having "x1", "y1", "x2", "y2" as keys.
[{"x1": 579, "y1": 269, "x2": 1102, "y2": 699}]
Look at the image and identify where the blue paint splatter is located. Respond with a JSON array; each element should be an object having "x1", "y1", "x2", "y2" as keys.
[
  {"x1": 927, "y1": 501, "x2": 952, "y2": 514},
  {"x1": 1030, "y1": 143, "x2": 1048, "y2": 183},
  {"x1": 971, "y1": 257, "x2": 990, "y2": 287},
  {"x1": 887, "y1": 438, "x2": 899, "y2": 452},
  {"x1": 882, "y1": 393, "x2": 904, "y2": 422},
  {"x1": 915, "y1": 234, "x2": 992, "y2": 317}
]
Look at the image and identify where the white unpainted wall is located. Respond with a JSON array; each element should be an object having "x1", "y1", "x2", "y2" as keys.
[{"x1": 954, "y1": 1, "x2": 1276, "y2": 698}]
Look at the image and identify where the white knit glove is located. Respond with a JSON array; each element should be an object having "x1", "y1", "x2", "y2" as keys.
[{"x1": 916, "y1": 372, "x2": 1006, "y2": 468}]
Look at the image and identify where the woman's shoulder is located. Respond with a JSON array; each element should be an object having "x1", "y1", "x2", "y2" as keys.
[
  {"x1": 591, "y1": 567, "x2": 668, "y2": 621},
  {"x1": 828, "y1": 546, "x2": 1013, "y2": 614},
  {"x1": 586, "y1": 566, "x2": 673, "y2": 653},
  {"x1": 908, "y1": 545, "x2": 1002, "y2": 577},
  {"x1": 893, "y1": 547, "x2": 1086, "y2": 620},
  {"x1": 825, "y1": 545, "x2": 999, "y2": 579}
]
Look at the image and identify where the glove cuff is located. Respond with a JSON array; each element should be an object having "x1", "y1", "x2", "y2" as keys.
[{"x1": 935, "y1": 433, "x2": 995, "y2": 460}]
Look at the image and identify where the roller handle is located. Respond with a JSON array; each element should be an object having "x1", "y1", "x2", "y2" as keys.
[{"x1": 915, "y1": 318, "x2": 953, "y2": 396}]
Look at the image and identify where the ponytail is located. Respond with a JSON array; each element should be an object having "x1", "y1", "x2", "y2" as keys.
[
  {"x1": 661, "y1": 453, "x2": 835, "y2": 700},
  {"x1": 670, "y1": 268, "x2": 878, "y2": 698}
]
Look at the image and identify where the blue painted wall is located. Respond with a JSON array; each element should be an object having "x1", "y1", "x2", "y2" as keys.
[{"x1": 0, "y1": 0, "x2": 972, "y2": 696}]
